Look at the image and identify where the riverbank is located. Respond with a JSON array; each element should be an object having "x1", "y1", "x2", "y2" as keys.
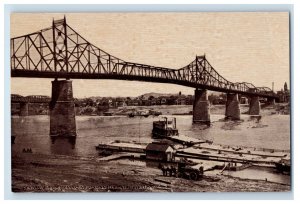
[
  {"x1": 12, "y1": 102, "x2": 290, "y2": 117},
  {"x1": 11, "y1": 152, "x2": 290, "y2": 192}
]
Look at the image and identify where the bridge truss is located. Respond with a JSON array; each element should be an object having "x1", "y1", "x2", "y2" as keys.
[
  {"x1": 11, "y1": 94, "x2": 50, "y2": 103},
  {"x1": 11, "y1": 17, "x2": 276, "y2": 98}
]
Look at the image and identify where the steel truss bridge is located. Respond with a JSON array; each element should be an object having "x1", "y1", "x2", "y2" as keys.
[
  {"x1": 11, "y1": 94, "x2": 50, "y2": 103},
  {"x1": 11, "y1": 17, "x2": 276, "y2": 99}
]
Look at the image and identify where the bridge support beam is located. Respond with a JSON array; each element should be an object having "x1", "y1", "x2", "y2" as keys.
[
  {"x1": 49, "y1": 79, "x2": 76, "y2": 141},
  {"x1": 19, "y1": 102, "x2": 29, "y2": 116},
  {"x1": 193, "y1": 89, "x2": 210, "y2": 125},
  {"x1": 225, "y1": 93, "x2": 240, "y2": 120},
  {"x1": 249, "y1": 96, "x2": 261, "y2": 115}
]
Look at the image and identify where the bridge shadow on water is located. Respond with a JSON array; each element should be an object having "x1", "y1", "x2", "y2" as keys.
[{"x1": 50, "y1": 137, "x2": 77, "y2": 155}]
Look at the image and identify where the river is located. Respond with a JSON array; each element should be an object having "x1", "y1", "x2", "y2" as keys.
[{"x1": 11, "y1": 113, "x2": 290, "y2": 155}]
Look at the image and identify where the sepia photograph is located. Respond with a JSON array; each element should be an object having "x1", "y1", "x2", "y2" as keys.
[{"x1": 10, "y1": 12, "x2": 290, "y2": 193}]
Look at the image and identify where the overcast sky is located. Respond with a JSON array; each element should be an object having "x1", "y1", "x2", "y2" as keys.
[{"x1": 11, "y1": 12, "x2": 289, "y2": 98}]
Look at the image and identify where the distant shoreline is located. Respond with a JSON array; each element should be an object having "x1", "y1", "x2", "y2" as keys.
[{"x1": 11, "y1": 103, "x2": 290, "y2": 116}]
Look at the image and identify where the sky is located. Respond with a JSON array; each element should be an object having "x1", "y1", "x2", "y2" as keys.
[{"x1": 10, "y1": 13, "x2": 290, "y2": 98}]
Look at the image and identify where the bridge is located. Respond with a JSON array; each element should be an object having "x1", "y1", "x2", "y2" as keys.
[
  {"x1": 11, "y1": 17, "x2": 277, "y2": 139},
  {"x1": 11, "y1": 94, "x2": 50, "y2": 116},
  {"x1": 11, "y1": 94, "x2": 50, "y2": 103}
]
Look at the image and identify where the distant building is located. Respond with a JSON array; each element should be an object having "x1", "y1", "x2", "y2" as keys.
[
  {"x1": 145, "y1": 142, "x2": 175, "y2": 162},
  {"x1": 113, "y1": 98, "x2": 127, "y2": 107},
  {"x1": 126, "y1": 99, "x2": 139, "y2": 106},
  {"x1": 276, "y1": 82, "x2": 290, "y2": 103},
  {"x1": 284, "y1": 82, "x2": 288, "y2": 92}
]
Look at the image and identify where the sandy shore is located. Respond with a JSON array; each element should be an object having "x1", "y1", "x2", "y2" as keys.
[{"x1": 12, "y1": 152, "x2": 290, "y2": 192}]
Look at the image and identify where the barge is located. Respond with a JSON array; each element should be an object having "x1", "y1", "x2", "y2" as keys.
[
  {"x1": 96, "y1": 117, "x2": 290, "y2": 173},
  {"x1": 96, "y1": 142, "x2": 146, "y2": 155}
]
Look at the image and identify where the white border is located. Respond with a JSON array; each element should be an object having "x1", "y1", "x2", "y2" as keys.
[{"x1": 1, "y1": 0, "x2": 299, "y2": 202}]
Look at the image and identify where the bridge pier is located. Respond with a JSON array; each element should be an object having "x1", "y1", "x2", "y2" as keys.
[
  {"x1": 19, "y1": 102, "x2": 29, "y2": 116},
  {"x1": 249, "y1": 96, "x2": 261, "y2": 115},
  {"x1": 193, "y1": 89, "x2": 210, "y2": 125},
  {"x1": 49, "y1": 79, "x2": 76, "y2": 142},
  {"x1": 225, "y1": 93, "x2": 240, "y2": 120}
]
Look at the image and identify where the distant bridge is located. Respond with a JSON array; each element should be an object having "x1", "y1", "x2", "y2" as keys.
[
  {"x1": 11, "y1": 94, "x2": 50, "y2": 117},
  {"x1": 11, "y1": 94, "x2": 50, "y2": 103},
  {"x1": 11, "y1": 17, "x2": 276, "y2": 99}
]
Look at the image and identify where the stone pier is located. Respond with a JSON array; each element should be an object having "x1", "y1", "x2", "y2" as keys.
[
  {"x1": 193, "y1": 89, "x2": 210, "y2": 125},
  {"x1": 225, "y1": 93, "x2": 240, "y2": 120},
  {"x1": 19, "y1": 102, "x2": 29, "y2": 116},
  {"x1": 49, "y1": 79, "x2": 76, "y2": 141},
  {"x1": 249, "y1": 96, "x2": 261, "y2": 115}
]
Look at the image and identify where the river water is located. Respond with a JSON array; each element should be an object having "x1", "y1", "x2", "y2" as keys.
[
  {"x1": 11, "y1": 113, "x2": 290, "y2": 156},
  {"x1": 11, "y1": 113, "x2": 291, "y2": 185}
]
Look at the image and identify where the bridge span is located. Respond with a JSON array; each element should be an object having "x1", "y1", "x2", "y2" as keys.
[
  {"x1": 11, "y1": 94, "x2": 50, "y2": 116},
  {"x1": 11, "y1": 17, "x2": 277, "y2": 139}
]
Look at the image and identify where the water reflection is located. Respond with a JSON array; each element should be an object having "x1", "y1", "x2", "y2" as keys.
[{"x1": 50, "y1": 137, "x2": 77, "y2": 155}]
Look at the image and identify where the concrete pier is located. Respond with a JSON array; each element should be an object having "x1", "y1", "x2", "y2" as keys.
[
  {"x1": 49, "y1": 79, "x2": 76, "y2": 140},
  {"x1": 193, "y1": 89, "x2": 210, "y2": 125},
  {"x1": 225, "y1": 93, "x2": 240, "y2": 120},
  {"x1": 249, "y1": 96, "x2": 261, "y2": 115},
  {"x1": 19, "y1": 102, "x2": 29, "y2": 116}
]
